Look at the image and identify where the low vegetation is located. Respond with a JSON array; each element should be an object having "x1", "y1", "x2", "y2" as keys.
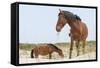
[{"x1": 19, "y1": 41, "x2": 96, "y2": 51}]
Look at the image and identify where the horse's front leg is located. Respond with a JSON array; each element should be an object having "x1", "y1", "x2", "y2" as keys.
[
  {"x1": 35, "y1": 53, "x2": 38, "y2": 58},
  {"x1": 76, "y1": 40, "x2": 80, "y2": 56},
  {"x1": 49, "y1": 53, "x2": 52, "y2": 59},
  {"x1": 69, "y1": 38, "x2": 74, "y2": 59}
]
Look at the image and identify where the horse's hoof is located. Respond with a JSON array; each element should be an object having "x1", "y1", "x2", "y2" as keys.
[{"x1": 69, "y1": 57, "x2": 72, "y2": 59}]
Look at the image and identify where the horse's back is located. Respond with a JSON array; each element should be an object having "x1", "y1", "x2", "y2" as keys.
[{"x1": 33, "y1": 45, "x2": 53, "y2": 55}]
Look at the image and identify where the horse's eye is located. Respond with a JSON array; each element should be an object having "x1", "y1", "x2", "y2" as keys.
[{"x1": 58, "y1": 13, "x2": 61, "y2": 16}]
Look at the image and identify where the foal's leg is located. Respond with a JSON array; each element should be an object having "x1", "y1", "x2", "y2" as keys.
[
  {"x1": 69, "y1": 38, "x2": 74, "y2": 59},
  {"x1": 35, "y1": 53, "x2": 38, "y2": 58},
  {"x1": 76, "y1": 40, "x2": 80, "y2": 56},
  {"x1": 49, "y1": 53, "x2": 52, "y2": 59},
  {"x1": 82, "y1": 40, "x2": 86, "y2": 54},
  {"x1": 35, "y1": 54, "x2": 40, "y2": 62}
]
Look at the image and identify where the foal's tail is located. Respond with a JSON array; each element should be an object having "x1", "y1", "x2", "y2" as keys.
[{"x1": 31, "y1": 49, "x2": 34, "y2": 58}]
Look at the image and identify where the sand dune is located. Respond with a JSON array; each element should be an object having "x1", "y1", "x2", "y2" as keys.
[{"x1": 19, "y1": 49, "x2": 96, "y2": 64}]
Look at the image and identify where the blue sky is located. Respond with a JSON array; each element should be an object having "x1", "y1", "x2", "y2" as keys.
[{"x1": 19, "y1": 4, "x2": 96, "y2": 44}]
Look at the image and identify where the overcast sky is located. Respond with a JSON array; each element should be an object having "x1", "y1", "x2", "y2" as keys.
[{"x1": 19, "y1": 4, "x2": 96, "y2": 44}]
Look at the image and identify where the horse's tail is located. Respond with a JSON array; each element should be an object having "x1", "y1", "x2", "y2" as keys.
[{"x1": 31, "y1": 49, "x2": 34, "y2": 58}]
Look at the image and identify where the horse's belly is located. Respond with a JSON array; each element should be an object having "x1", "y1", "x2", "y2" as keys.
[
  {"x1": 69, "y1": 32, "x2": 81, "y2": 41},
  {"x1": 39, "y1": 51, "x2": 50, "y2": 55},
  {"x1": 72, "y1": 35, "x2": 80, "y2": 41},
  {"x1": 71, "y1": 34, "x2": 87, "y2": 41},
  {"x1": 38, "y1": 46, "x2": 52, "y2": 55}
]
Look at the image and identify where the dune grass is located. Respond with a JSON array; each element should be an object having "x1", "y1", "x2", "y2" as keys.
[{"x1": 19, "y1": 41, "x2": 96, "y2": 51}]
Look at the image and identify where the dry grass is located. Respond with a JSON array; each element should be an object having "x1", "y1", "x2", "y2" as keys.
[{"x1": 19, "y1": 41, "x2": 96, "y2": 64}]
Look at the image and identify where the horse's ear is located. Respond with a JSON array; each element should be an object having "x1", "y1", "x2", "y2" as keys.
[{"x1": 59, "y1": 9, "x2": 62, "y2": 12}]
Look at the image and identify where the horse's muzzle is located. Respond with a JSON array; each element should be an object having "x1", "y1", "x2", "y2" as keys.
[
  {"x1": 56, "y1": 26, "x2": 61, "y2": 32},
  {"x1": 61, "y1": 54, "x2": 64, "y2": 58}
]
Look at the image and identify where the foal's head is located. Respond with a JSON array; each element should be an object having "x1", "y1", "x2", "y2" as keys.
[
  {"x1": 56, "y1": 9, "x2": 67, "y2": 32},
  {"x1": 57, "y1": 49, "x2": 64, "y2": 58}
]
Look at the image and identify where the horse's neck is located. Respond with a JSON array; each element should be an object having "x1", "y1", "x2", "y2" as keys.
[
  {"x1": 68, "y1": 20, "x2": 81, "y2": 31},
  {"x1": 53, "y1": 48, "x2": 59, "y2": 53}
]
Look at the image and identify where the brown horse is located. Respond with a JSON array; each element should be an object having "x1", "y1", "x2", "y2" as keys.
[
  {"x1": 31, "y1": 44, "x2": 64, "y2": 59},
  {"x1": 56, "y1": 9, "x2": 88, "y2": 59}
]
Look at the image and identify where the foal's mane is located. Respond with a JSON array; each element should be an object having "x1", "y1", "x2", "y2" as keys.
[
  {"x1": 47, "y1": 44, "x2": 61, "y2": 51},
  {"x1": 63, "y1": 11, "x2": 81, "y2": 21}
]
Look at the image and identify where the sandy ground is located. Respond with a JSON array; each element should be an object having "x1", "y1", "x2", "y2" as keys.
[{"x1": 19, "y1": 45, "x2": 96, "y2": 64}]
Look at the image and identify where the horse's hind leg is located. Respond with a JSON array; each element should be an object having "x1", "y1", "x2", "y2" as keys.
[
  {"x1": 76, "y1": 40, "x2": 80, "y2": 56},
  {"x1": 31, "y1": 49, "x2": 34, "y2": 58},
  {"x1": 82, "y1": 40, "x2": 86, "y2": 54}
]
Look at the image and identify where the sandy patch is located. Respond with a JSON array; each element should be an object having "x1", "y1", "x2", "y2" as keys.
[{"x1": 19, "y1": 47, "x2": 96, "y2": 64}]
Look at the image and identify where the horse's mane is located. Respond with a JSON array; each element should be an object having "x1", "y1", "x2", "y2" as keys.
[
  {"x1": 47, "y1": 44, "x2": 61, "y2": 51},
  {"x1": 63, "y1": 11, "x2": 81, "y2": 21},
  {"x1": 74, "y1": 15, "x2": 81, "y2": 21}
]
